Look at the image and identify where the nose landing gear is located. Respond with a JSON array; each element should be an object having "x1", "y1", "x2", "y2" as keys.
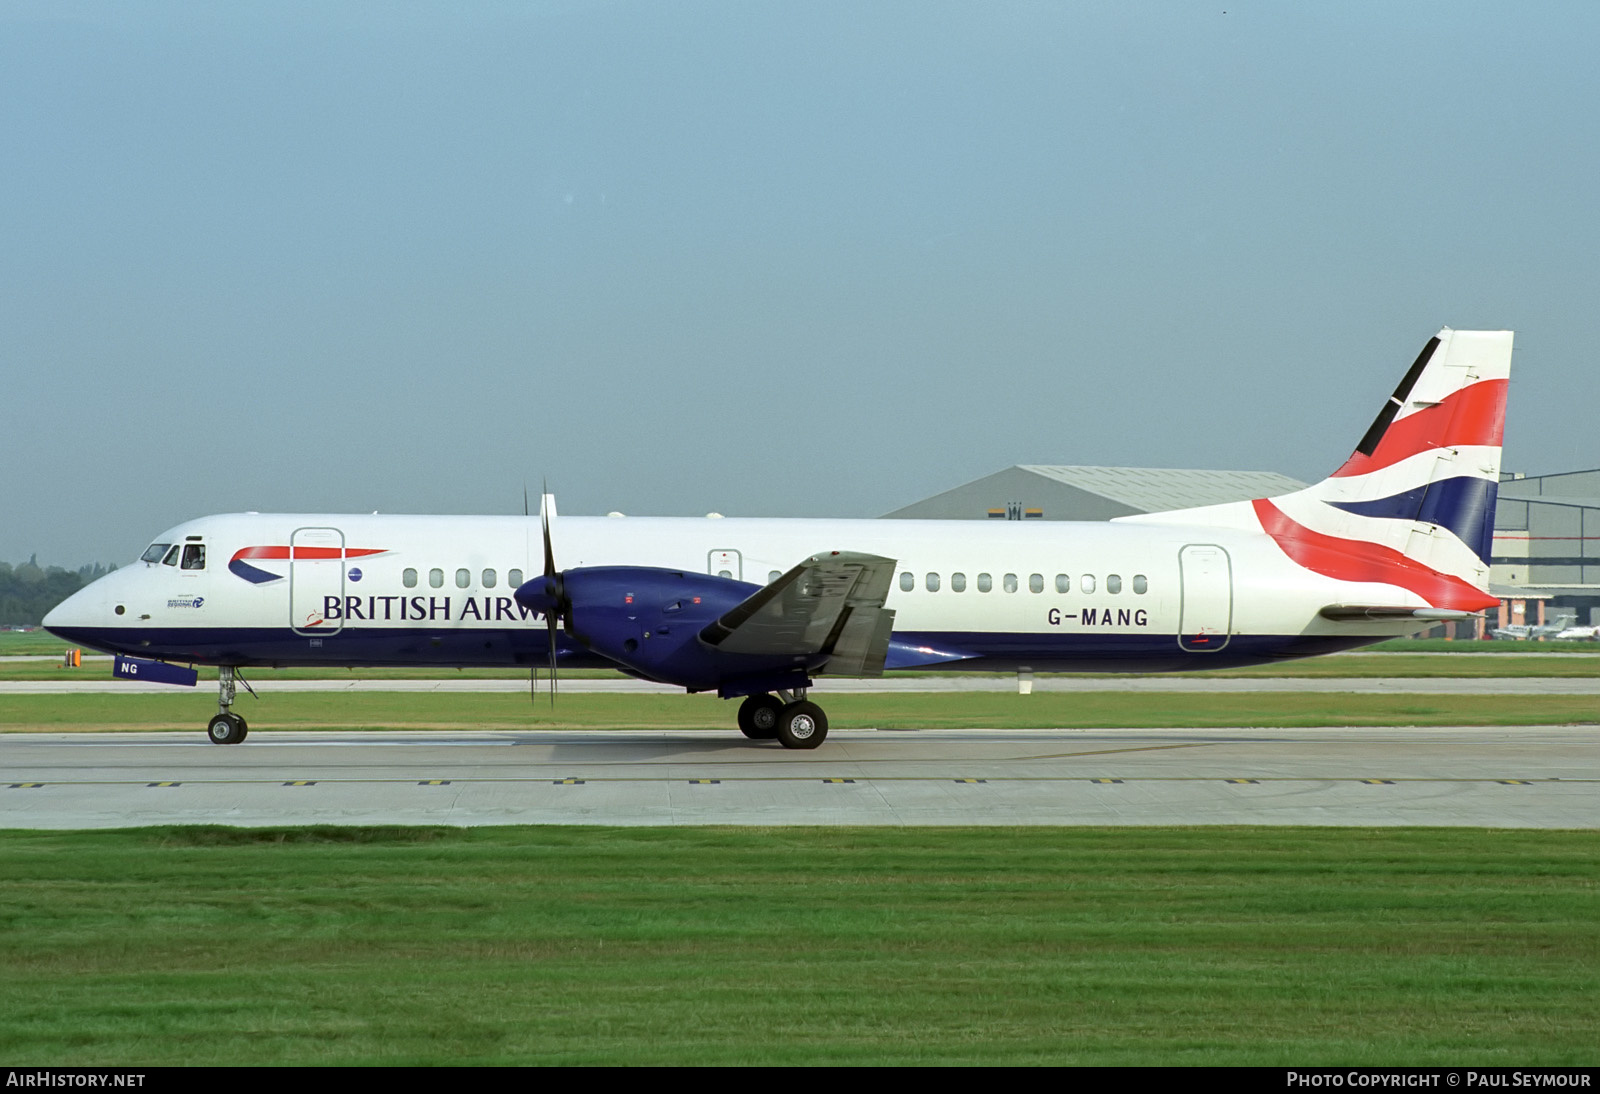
[{"x1": 205, "y1": 666, "x2": 250, "y2": 744}]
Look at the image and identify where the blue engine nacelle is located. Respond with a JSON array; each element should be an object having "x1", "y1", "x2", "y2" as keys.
[{"x1": 515, "y1": 567, "x2": 819, "y2": 697}]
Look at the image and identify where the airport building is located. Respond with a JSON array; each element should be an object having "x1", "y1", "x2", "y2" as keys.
[
  {"x1": 885, "y1": 464, "x2": 1600, "y2": 638},
  {"x1": 1493, "y1": 469, "x2": 1600, "y2": 631}
]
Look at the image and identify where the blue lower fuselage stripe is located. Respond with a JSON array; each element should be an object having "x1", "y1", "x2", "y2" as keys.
[{"x1": 50, "y1": 625, "x2": 1384, "y2": 674}]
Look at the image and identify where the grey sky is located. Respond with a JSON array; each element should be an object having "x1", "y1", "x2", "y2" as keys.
[{"x1": 3, "y1": 1, "x2": 1595, "y2": 566}]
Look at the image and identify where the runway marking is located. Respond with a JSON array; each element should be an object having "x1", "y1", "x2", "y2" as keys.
[
  {"x1": 1091, "y1": 778, "x2": 1124, "y2": 784},
  {"x1": 1226, "y1": 779, "x2": 1260, "y2": 784},
  {"x1": 418, "y1": 780, "x2": 451, "y2": 786},
  {"x1": 954, "y1": 778, "x2": 986, "y2": 784},
  {"x1": 283, "y1": 780, "x2": 316, "y2": 786},
  {"x1": 9, "y1": 783, "x2": 43, "y2": 788},
  {"x1": 688, "y1": 779, "x2": 719, "y2": 785},
  {"x1": 822, "y1": 778, "x2": 855, "y2": 784},
  {"x1": 146, "y1": 781, "x2": 180, "y2": 787},
  {"x1": 994, "y1": 741, "x2": 1237, "y2": 763},
  {"x1": 1361, "y1": 779, "x2": 1395, "y2": 785},
  {"x1": 553, "y1": 778, "x2": 584, "y2": 785}
]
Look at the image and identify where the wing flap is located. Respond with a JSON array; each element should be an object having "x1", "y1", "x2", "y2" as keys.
[{"x1": 824, "y1": 606, "x2": 898, "y2": 677}]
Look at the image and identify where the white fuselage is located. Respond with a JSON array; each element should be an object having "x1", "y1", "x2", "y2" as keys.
[{"x1": 45, "y1": 510, "x2": 1432, "y2": 674}]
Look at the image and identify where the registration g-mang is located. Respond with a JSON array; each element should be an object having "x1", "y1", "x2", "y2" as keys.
[{"x1": 45, "y1": 329, "x2": 1513, "y2": 750}]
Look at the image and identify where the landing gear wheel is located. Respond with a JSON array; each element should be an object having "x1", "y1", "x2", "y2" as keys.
[
  {"x1": 776, "y1": 701, "x2": 828, "y2": 750},
  {"x1": 207, "y1": 713, "x2": 247, "y2": 745},
  {"x1": 737, "y1": 694, "x2": 783, "y2": 739}
]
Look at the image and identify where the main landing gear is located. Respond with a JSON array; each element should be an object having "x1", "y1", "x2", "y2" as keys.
[
  {"x1": 737, "y1": 690, "x2": 828, "y2": 750},
  {"x1": 205, "y1": 665, "x2": 249, "y2": 745}
]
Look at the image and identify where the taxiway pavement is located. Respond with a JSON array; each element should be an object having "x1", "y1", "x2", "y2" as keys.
[{"x1": 3, "y1": 726, "x2": 1594, "y2": 829}]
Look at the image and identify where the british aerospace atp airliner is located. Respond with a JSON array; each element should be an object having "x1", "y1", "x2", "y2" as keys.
[{"x1": 44, "y1": 328, "x2": 1512, "y2": 749}]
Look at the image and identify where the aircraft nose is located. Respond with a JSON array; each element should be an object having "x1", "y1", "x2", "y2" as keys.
[
  {"x1": 43, "y1": 584, "x2": 106, "y2": 643},
  {"x1": 42, "y1": 590, "x2": 78, "y2": 632}
]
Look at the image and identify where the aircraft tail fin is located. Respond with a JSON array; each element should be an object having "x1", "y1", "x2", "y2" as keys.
[{"x1": 1124, "y1": 329, "x2": 1512, "y2": 611}]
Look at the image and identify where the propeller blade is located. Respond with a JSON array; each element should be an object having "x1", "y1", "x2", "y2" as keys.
[
  {"x1": 548, "y1": 614, "x2": 558, "y2": 709},
  {"x1": 541, "y1": 482, "x2": 559, "y2": 708},
  {"x1": 542, "y1": 495, "x2": 556, "y2": 581}
]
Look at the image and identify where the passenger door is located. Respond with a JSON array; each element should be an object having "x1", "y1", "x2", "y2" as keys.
[
  {"x1": 1178, "y1": 544, "x2": 1232, "y2": 652},
  {"x1": 290, "y1": 526, "x2": 345, "y2": 635}
]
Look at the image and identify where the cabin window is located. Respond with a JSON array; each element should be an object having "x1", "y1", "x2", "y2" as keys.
[
  {"x1": 925, "y1": 572, "x2": 941, "y2": 592},
  {"x1": 403, "y1": 568, "x2": 418, "y2": 588},
  {"x1": 162, "y1": 545, "x2": 181, "y2": 567},
  {"x1": 951, "y1": 572, "x2": 967, "y2": 592},
  {"x1": 181, "y1": 544, "x2": 206, "y2": 570},
  {"x1": 1081, "y1": 574, "x2": 1096, "y2": 594},
  {"x1": 1029, "y1": 573, "x2": 1043, "y2": 593},
  {"x1": 1133, "y1": 574, "x2": 1148, "y2": 594},
  {"x1": 1055, "y1": 574, "x2": 1070, "y2": 593},
  {"x1": 429, "y1": 568, "x2": 444, "y2": 589},
  {"x1": 977, "y1": 572, "x2": 992, "y2": 592},
  {"x1": 508, "y1": 569, "x2": 524, "y2": 587},
  {"x1": 1106, "y1": 574, "x2": 1122, "y2": 594},
  {"x1": 900, "y1": 572, "x2": 914, "y2": 592},
  {"x1": 482, "y1": 569, "x2": 497, "y2": 588},
  {"x1": 456, "y1": 568, "x2": 471, "y2": 589},
  {"x1": 1003, "y1": 573, "x2": 1018, "y2": 593},
  {"x1": 768, "y1": 570, "x2": 782, "y2": 584},
  {"x1": 141, "y1": 543, "x2": 171, "y2": 564}
]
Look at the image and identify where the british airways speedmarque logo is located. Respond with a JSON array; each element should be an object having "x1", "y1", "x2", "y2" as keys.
[{"x1": 229, "y1": 546, "x2": 388, "y2": 585}]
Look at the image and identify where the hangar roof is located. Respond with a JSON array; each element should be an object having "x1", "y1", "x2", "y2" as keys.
[
  {"x1": 1015, "y1": 465, "x2": 1309, "y2": 513},
  {"x1": 882, "y1": 464, "x2": 1309, "y2": 521}
]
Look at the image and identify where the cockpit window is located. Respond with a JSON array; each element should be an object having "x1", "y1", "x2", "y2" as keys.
[
  {"x1": 162, "y1": 545, "x2": 181, "y2": 566},
  {"x1": 181, "y1": 544, "x2": 206, "y2": 570},
  {"x1": 142, "y1": 543, "x2": 172, "y2": 563}
]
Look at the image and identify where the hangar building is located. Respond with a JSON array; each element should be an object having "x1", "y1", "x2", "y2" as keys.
[
  {"x1": 1494, "y1": 469, "x2": 1600, "y2": 628},
  {"x1": 881, "y1": 465, "x2": 1308, "y2": 522}
]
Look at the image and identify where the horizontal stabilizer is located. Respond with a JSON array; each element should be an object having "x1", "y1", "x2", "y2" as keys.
[{"x1": 1318, "y1": 605, "x2": 1477, "y2": 622}]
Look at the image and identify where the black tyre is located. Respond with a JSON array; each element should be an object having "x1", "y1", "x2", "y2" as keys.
[
  {"x1": 737, "y1": 694, "x2": 783, "y2": 739},
  {"x1": 206, "y1": 713, "x2": 246, "y2": 745},
  {"x1": 776, "y1": 701, "x2": 828, "y2": 750}
]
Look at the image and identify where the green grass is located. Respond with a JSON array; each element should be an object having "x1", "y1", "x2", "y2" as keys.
[
  {"x1": 0, "y1": 629, "x2": 71, "y2": 656},
  {"x1": 1371, "y1": 637, "x2": 1600, "y2": 654},
  {"x1": 3, "y1": 689, "x2": 1598, "y2": 732},
  {"x1": 5, "y1": 652, "x2": 1600, "y2": 684},
  {"x1": 1, "y1": 826, "x2": 1594, "y2": 1065}
]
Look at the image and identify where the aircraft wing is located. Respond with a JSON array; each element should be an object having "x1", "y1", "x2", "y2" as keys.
[{"x1": 699, "y1": 551, "x2": 898, "y2": 676}]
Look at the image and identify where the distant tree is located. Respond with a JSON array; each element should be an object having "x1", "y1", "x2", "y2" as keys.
[{"x1": 0, "y1": 559, "x2": 110, "y2": 626}]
